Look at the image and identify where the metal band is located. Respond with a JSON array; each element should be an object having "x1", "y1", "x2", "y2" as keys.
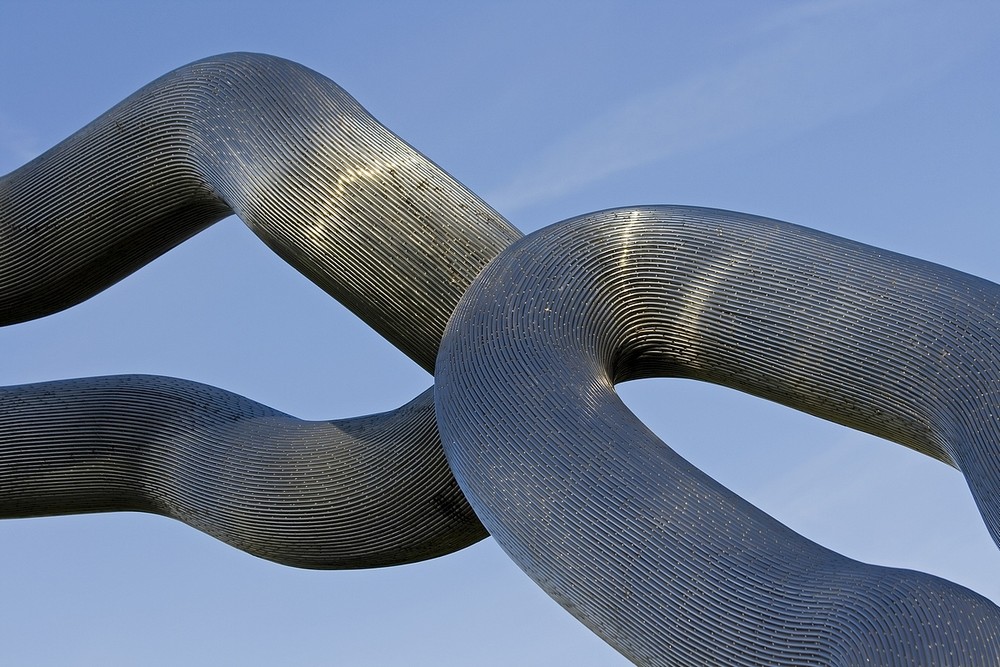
[
  {"x1": 0, "y1": 52, "x2": 522, "y2": 566},
  {"x1": 0, "y1": 52, "x2": 521, "y2": 371},
  {"x1": 436, "y1": 206, "x2": 1000, "y2": 665},
  {"x1": 4, "y1": 54, "x2": 1000, "y2": 664}
]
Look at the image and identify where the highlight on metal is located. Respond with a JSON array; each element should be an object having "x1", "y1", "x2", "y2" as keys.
[{"x1": 2, "y1": 53, "x2": 999, "y2": 666}]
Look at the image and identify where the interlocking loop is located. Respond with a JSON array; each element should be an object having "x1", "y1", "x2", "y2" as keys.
[
  {"x1": 2, "y1": 53, "x2": 999, "y2": 665},
  {"x1": 436, "y1": 206, "x2": 1000, "y2": 664}
]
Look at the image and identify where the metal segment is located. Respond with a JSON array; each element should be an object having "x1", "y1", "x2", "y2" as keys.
[
  {"x1": 436, "y1": 206, "x2": 1000, "y2": 665},
  {"x1": 0, "y1": 52, "x2": 519, "y2": 566},
  {"x1": 0, "y1": 379, "x2": 480, "y2": 569},
  {"x1": 4, "y1": 53, "x2": 1000, "y2": 664},
  {"x1": 0, "y1": 52, "x2": 521, "y2": 372}
]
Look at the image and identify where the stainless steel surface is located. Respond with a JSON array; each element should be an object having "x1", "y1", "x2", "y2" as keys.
[
  {"x1": 4, "y1": 53, "x2": 1000, "y2": 664},
  {"x1": 437, "y1": 206, "x2": 1000, "y2": 665},
  {"x1": 0, "y1": 52, "x2": 519, "y2": 567},
  {"x1": 0, "y1": 52, "x2": 520, "y2": 372}
]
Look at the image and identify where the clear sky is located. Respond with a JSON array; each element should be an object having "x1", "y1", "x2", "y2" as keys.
[{"x1": 1, "y1": 1, "x2": 998, "y2": 665}]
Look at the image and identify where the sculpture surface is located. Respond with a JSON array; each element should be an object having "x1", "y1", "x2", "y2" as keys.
[{"x1": 3, "y1": 53, "x2": 999, "y2": 665}]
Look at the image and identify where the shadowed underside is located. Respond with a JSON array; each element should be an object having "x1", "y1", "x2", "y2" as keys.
[{"x1": 2, "y1": 53, "x2": 999, "y2": 665}]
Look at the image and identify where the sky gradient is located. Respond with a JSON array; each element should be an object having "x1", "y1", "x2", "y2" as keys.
[{"x1": 2, "y1": 2, "x2": 999, "y2": 665}]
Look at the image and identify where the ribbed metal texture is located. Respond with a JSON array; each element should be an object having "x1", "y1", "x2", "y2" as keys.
[
  {"x1": 4, "y1": 53, "x2": 1000, "y2": 665},
  {"x1": 0, "y1": 379, "x2": 479, "y2": 568},
  {"x1": 0, "y1": 52, "x2": 524, "y2": 566},
  {"x1": 0, "y1": 52, "x2": 521, "y2": 372},
  {"x1": 436, "y1": 206, "x2": 1000, "y2": 665}
]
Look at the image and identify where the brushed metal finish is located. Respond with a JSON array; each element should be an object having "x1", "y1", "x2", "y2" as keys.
[
  {"x1": 0, "y1": 379, "x2": 478, "y2": 569},
  {"x1": 4, "y1": 53, "x2": 1000, "y2": 664},
  {"x1": 0, "y1": 52, "x2": 521, "y2": 371},
  {"x1": 436, "y1": 206, "x2": 1000, "y2": 665},
  {"x1": 0, "y1": 52, "x2": 523, "y2": 566}
]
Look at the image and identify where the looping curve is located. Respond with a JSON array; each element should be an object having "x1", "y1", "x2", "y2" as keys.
[
  {"x1": 3, "y1": 53, "x2": 1000, "y2": 665},
  {"x1": 436, "y1": 205, "x2": 1000, "y2": 665}
]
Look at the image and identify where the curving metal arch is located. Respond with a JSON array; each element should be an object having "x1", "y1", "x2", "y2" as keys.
[
  {"x1": 0, "y1": 52, "x2": 514, "y2": 568},
  {"x1": 2, "y1": 53, "x2": 1000, "y2": 665},
  {"x1": 436, "y1": 206, "x2": 1000, "y2": 664}
]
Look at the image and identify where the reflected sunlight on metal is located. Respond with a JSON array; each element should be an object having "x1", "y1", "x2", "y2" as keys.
[{"x1": 3, "y1": 53, "x2": 999, "y2": 666}]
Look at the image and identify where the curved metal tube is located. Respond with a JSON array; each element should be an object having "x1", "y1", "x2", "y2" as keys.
[
  {"x1": 436, "y1": 206, "x2": 1000, "y2": 665},
  {"x1": 0, "y1": 52, "x2": 520, "y2": 371},
  {"x1": 0, "y1": 379, "x2": 480, "y2": 569},
  {"x1": 0, "y1": 52, "x2": 526, "y2": 566},
  {"x1": 5, "y1": 53, "x2": 1000, "y2": 664}
]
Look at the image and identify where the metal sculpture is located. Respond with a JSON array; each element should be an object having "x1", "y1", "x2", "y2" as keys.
[
  {"x1": 437, "y1": 206, "x2": 1000, "y2": 665},
  {"x1": 2, "y1": 53, "x2": 999, "y2": 665}
]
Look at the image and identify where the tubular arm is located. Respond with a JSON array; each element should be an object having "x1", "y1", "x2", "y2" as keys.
[
  {"x1": 436, "y1": 206, "x2": 1000, "y2": 665},
  {"x1": 1, "y1": 52, "x2": 523, "y2": 566}
]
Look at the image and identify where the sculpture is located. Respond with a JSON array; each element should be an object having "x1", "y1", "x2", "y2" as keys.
[{"x1": 2, "y1": 53, "x2": 998, "y2": 665}]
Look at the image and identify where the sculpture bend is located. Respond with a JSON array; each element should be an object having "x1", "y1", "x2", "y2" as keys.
[
  {"x1": 436, "y1": 206, "x2": 1000, "y2": 664},
  {"x1": 0, "y1": 52, "x2": 520, "y2": 567},
  {"x1": 3, "y1": 53, "x2": 1000, "y2": 665}
]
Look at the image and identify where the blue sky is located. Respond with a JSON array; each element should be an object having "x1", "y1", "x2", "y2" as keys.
[{"x1": 1, "y1": 1, "x2": 999, "y2": 665}]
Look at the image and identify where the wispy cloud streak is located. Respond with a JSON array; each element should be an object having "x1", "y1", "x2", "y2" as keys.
[
  {"x1": 488, "y1": 0, "x2": 991, "y2": 214},
  {"x1": 0, "y1": 112, "x2": 41, "y2": 172}
]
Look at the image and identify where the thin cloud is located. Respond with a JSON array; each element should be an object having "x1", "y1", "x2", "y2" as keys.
[
  {"x1": 0, "y1": 113, "x2": 41, "y2": 172},
  {"x1": 487, "y1": 1, "x2": 989, "y2": 215}
]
